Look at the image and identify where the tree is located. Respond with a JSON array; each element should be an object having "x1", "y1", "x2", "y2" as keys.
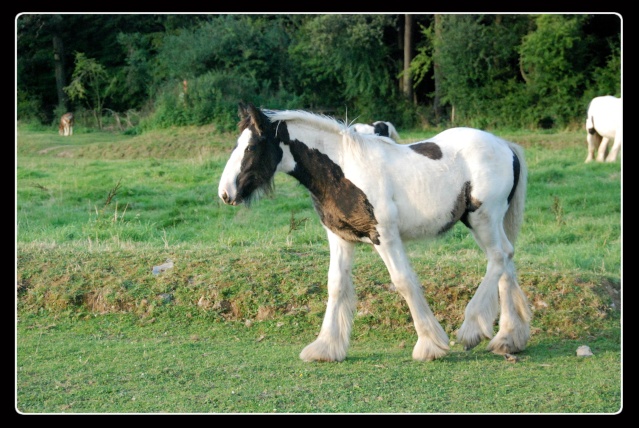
[
  {"x1": 17, "y1": 14, "x2": 66, "y2": 123},
  {"x1": 433, "y1": 14, "x2": 443, "y2": 123},
  {"x1": 289, "y1": 14, "x2": 400, "y2": 121},
  {"x1": 402, "y1": 14, "x2": 414, "y2": 102},
  {"x1": 64, "y1": 52, "x2": 114, "y2": 129},
  {"x1": 409, "y1": 15, "x2": 440, "y2": 123},
  {"x1": 17, "y1": 13, "x2": 620, "y2": 131},
  {"x1": 519, "y1": 14, "x2": 593, "y2": 127},
  {"x1": 434, "y1": 14, "x2": 530, "y2": 128},
  {"x1": 48, "y1": 15, "x2": 70, "y2": 112}
]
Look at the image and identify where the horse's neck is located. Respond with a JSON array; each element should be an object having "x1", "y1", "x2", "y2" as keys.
[
  {"x1": 279, "y1": 122, "x2": 356, "y2": 191},
  {"x1": 286, "y1": 123, "x2": 347, "y2": 162}
]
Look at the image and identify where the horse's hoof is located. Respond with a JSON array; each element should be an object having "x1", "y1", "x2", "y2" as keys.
[
  {"x1": 412, "y1": 337, "x2": 449, "y2": 361},
  {"x1": 487, "y1": 336, "x2": 526, "y2": 355},
  {"x1": 299, "y1": 341, "x2": 346, "y2": 362},
  {"x1": 458, "y1": 329, "x2": 488, "y2": 351}
]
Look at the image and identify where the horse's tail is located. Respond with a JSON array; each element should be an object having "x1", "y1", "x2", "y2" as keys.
[
  {"x1": 504, "y1": 142, "x2": 528, "y2": 246},
  {"x1": 586, "y1": 111, "x2": 595, "y2": 134}
]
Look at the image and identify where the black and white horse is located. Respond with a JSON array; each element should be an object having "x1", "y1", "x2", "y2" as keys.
[
  {"x1": 218, "y1": 103, "x2": 531, "y2": 362},
  {"x1": 352, "y1": 121, "x2": 400, "y2": 141},
  {"x1": 585, "y1": 95, "x2": 622, "y2": 162}
]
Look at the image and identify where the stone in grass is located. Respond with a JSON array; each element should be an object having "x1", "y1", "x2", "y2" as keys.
[
  {"x1": 576, "y1": 345, "x2": 594, "y2": 357},
  {"x1": 152, "y1": 259, "x2": 174, "y2": 275}
]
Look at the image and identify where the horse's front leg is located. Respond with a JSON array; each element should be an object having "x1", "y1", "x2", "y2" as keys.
[
  {"x1": 374, "y1": 230, "x2": 449, "y2": 361},
  {"x1": 299, "y1": 231, "x2": 356, "y2": 362}
]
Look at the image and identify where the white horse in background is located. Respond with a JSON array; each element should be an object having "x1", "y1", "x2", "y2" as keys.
[
  {"x1": 352, "y1": 121, "x2": 400, "y2": 141},
  {"x1": 585, "y1": 95, "x2": 622, "y2": 163}
]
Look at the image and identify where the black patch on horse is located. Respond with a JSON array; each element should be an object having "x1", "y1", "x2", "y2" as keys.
[
  {"x1": 284, "y1": 138, "x2": 380, "y2": 245},
  {"x1": 439, "y1": 181, "x2": 483, "y2": 234},
  {"x1": 373, "y1": 122, "x2": 390, "y2": 138},
  {"x1": 409, "y1": 142, "x2": 443, "y2": 160},
  {"x1": 508, "y1": 150, "x2": 521, "y2": 204}
]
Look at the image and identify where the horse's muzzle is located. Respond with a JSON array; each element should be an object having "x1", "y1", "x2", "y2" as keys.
[{"x1": 219, "y1": 190, "x2": 241, "y2": 206}]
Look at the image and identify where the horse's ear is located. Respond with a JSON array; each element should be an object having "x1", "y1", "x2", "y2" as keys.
[
  {"x1": 246, "y1": 103, "x2": 268, "y2": 136},
  {"x1": 237, "y1": 102, "x2": 250, "y2": 131},
  {"x1": 238, "y1": 102, "x2": 248, "y2": 118}
]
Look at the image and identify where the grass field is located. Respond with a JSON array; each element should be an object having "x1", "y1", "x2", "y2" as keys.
[{"x1": 16, "y1": 123, "x2": 622, "y2": 414}]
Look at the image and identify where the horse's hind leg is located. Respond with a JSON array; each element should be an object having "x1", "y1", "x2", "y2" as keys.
[
  {"x1": 374, "y1": 230, "x2": 449, "y2": 361},
  {"x1": 299, "y1": 231, "x2": 356, "y2": 362},
  {"x1": 457, "y1": 215, "x2": 531, "y2": 354},
  {"x1": 488, "y1": 259, "x2": 531, "y2": 354},
  {"x1": 456, "y1": 241, "x2": 501, "y2": 350},
  {"x1": 596, "y1": 137, "x2": 610, "y2": 162},
  {"x1": 585, "y1": 132, "x2": 602, "y2": 163},
  {"x1": 605, "y1": 136, "x2": 621, "y2": 162}
]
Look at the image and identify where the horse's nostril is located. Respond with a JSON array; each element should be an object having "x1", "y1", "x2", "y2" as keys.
[{"x1": 220, "y1": 190, "x2": 229, "y2": 203}]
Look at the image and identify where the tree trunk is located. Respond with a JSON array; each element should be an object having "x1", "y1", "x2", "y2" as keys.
[
  {"x1": 433, "y1": 14, "x2": 443, "y2": 123},
  {"x1": 403, "y1": 14, "x2": 414, "y2": 102},
  {"x1": 51, "y1": 16, "x2": 68, "y2": 111}
]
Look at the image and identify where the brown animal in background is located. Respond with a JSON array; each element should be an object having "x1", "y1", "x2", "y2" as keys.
[{"x1": 59, "y1": 112, "x2": 74, "y2": 136}]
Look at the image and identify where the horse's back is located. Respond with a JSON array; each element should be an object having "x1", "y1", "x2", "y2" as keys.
[
  {"x1": 353, "y1": 123, "x2": 375, "y2": 134},
  {"x1": 416, "y1": 127, "x2": 522, "y2": 202},
  {"x1": 358, "y1": 127, "x2": 522, "y2": 239},
  {"x1": 429, "y1": 126, "x2": 505, "y2": 143},
  {"x1": 425, "y1": 127, "x2": 517, "y2": 162},
  {"x1": 588, "y1": 95, "x2": 621, "y2": 114}
]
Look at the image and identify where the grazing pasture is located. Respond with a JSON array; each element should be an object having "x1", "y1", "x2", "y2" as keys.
[{"x1": 16, "y1": 124, "x2": 621, "y2": 413}]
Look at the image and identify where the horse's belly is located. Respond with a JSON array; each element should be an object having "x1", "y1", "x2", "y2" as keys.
[
  {"x1": 387, "y1": 180, "x2": 468, "y2": 240},
  {"x1": 397, "y1": 205, "x2": 461, "y2": 239},
  {"x1": 596, "y1": 126, "x2": 617, "y2": 139}
]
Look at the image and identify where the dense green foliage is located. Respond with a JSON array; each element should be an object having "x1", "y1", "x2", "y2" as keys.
[
  {"x1": 17, "y1": 13, "x2": 620, "y2": 132},
  {"x1": 434, "y1": 15, "x2": 530, "y2": 127},
  {"x1": 15, "y1": 125, "x2": 622, "y2": 413}
]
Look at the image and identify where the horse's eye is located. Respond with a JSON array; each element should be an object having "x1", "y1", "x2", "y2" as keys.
[{"x1": 246, "y1": 145, "x2": 257, "y2": 152}]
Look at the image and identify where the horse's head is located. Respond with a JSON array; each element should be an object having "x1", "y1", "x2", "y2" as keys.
[{"x1": 218, "y1": 103, "x2": 284, "y2": 206}]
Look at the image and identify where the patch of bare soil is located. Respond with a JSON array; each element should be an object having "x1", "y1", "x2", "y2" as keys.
[
  {"x1": 37, "y1": 145, "x2": 73, "y2": 155},
  {"x1": 600, "y1": 278, "x2": 621, "y2": 311}
]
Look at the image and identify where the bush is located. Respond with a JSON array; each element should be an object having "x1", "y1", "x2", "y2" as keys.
[
  {"x1": 147, "y1": 71, "x2": 302, "y2": 132},
  {"x1": 17, "y1": 90, "x2": 47, "y2": 125}
]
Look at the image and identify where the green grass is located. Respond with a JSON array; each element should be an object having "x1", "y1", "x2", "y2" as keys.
[
  {"x1": 17, "y1": 313, "x2": 620, "y2": 413},
  {"x1": 16, "y1": 125, "x2": 622, "y2": 414}
]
